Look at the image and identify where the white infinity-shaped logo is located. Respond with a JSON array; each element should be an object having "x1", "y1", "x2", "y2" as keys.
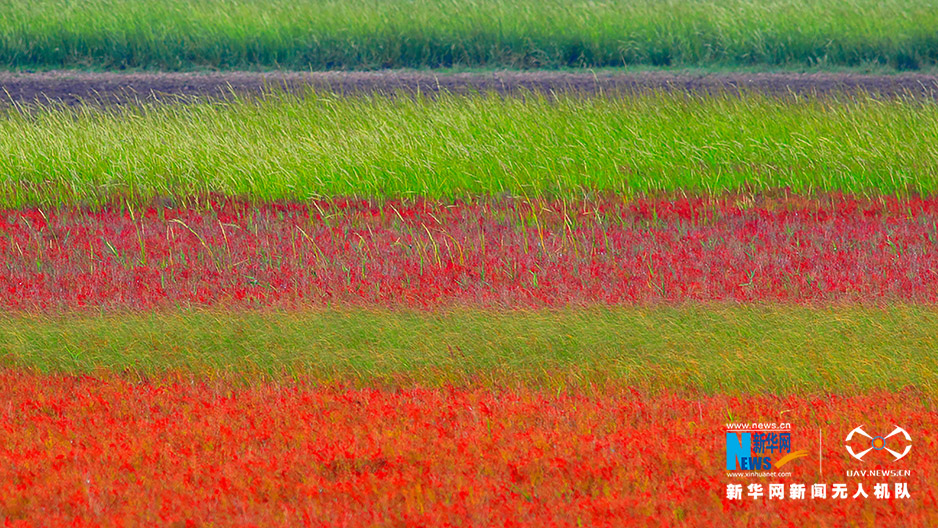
[{"x1": 845, "y1": 426, "x2": 911, "y2": 461}]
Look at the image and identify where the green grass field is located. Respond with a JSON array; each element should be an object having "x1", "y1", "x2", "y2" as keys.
[
  {"x1": 2, "y1": 90, "x2": 937, "y2": 206},
  {"x1": 1, "y1": 0, "x2": 937, "y2": 71},
  {"x1": 3, "y1": 307, "x2": 935, "y2": 393}
]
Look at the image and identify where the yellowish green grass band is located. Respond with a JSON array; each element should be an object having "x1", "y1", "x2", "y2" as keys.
[{"x1": 2, "y1": 90, "x2": 938, "y2": 206}]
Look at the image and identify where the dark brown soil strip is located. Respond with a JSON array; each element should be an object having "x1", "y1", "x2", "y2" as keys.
[{"x1": 3, "y1": 70, "x2": 938, "y2": 105}]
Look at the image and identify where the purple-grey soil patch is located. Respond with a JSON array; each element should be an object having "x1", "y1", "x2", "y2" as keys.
[{"x1": 2, "y1": 70, "x2": 938, "y2": 106}]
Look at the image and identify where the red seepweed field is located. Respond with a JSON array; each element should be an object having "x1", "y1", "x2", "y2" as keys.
[
  {"x1": 2, "y1": 62, "x2": 938, "y2": 524},
  {"x1": 0, "y1": 197, "x2": 935, "y2": 525},
  {"x1": 2, "y1": 194, "x2": 937, "y2": 310},
  {"x1": 0, "y1": 372, "x2": 935, "y2": 527},
  {"x1": 0, "y1": 190, "x2": 936, "y2": 525}
]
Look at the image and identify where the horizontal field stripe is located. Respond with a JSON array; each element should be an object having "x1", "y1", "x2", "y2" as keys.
[
  {"x1": 0, "y1": 374, "x2": 933, "y2": 524},
  {"x1": 2, "y1": 196, "x2": 936, "y2": 309},
  {"x1": 0, "y1": 0, "x2": 936, "y2": 71},
  {"x1": 2, "y1": 306, "x2": 936, "y2": 393},
  {"x1": 3, "y1": 71, "x2": 938, "y2": 106},
  {"x1": 3, "y1": 91, "x2": 938, "y2": 206}
]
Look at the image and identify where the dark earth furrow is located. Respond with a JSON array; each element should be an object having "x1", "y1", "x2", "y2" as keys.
[{"x1": 3, "y1": 70, "x2": 938, "y2": 105}]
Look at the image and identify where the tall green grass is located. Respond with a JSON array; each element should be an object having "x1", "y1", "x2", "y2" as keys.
[
  {"x1": 1, "y1": 307, "x2": 935, "y2": 393},
  {"x1": 1, "y1": 90, "x2": 937, "y2": 205},
  {"x1": 1, "y1": 0, "x2": 937, "y2": 71}
]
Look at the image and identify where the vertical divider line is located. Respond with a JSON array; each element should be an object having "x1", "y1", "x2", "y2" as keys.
[{"x1": 819, "y1": 428, "x2": 823, "y2": 478}]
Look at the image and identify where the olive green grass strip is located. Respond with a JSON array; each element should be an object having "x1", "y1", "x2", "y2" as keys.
[{"x1": 1, "y1": 306, "x2": 935, "y2": 394}]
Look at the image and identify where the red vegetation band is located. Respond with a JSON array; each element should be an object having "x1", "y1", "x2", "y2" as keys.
[
  {"x1": 0, "y1": 372, "x2": 933, "y2": 526},
  {"x1": 2, "y1": 195, "x2": 937, "y2": 310}
]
